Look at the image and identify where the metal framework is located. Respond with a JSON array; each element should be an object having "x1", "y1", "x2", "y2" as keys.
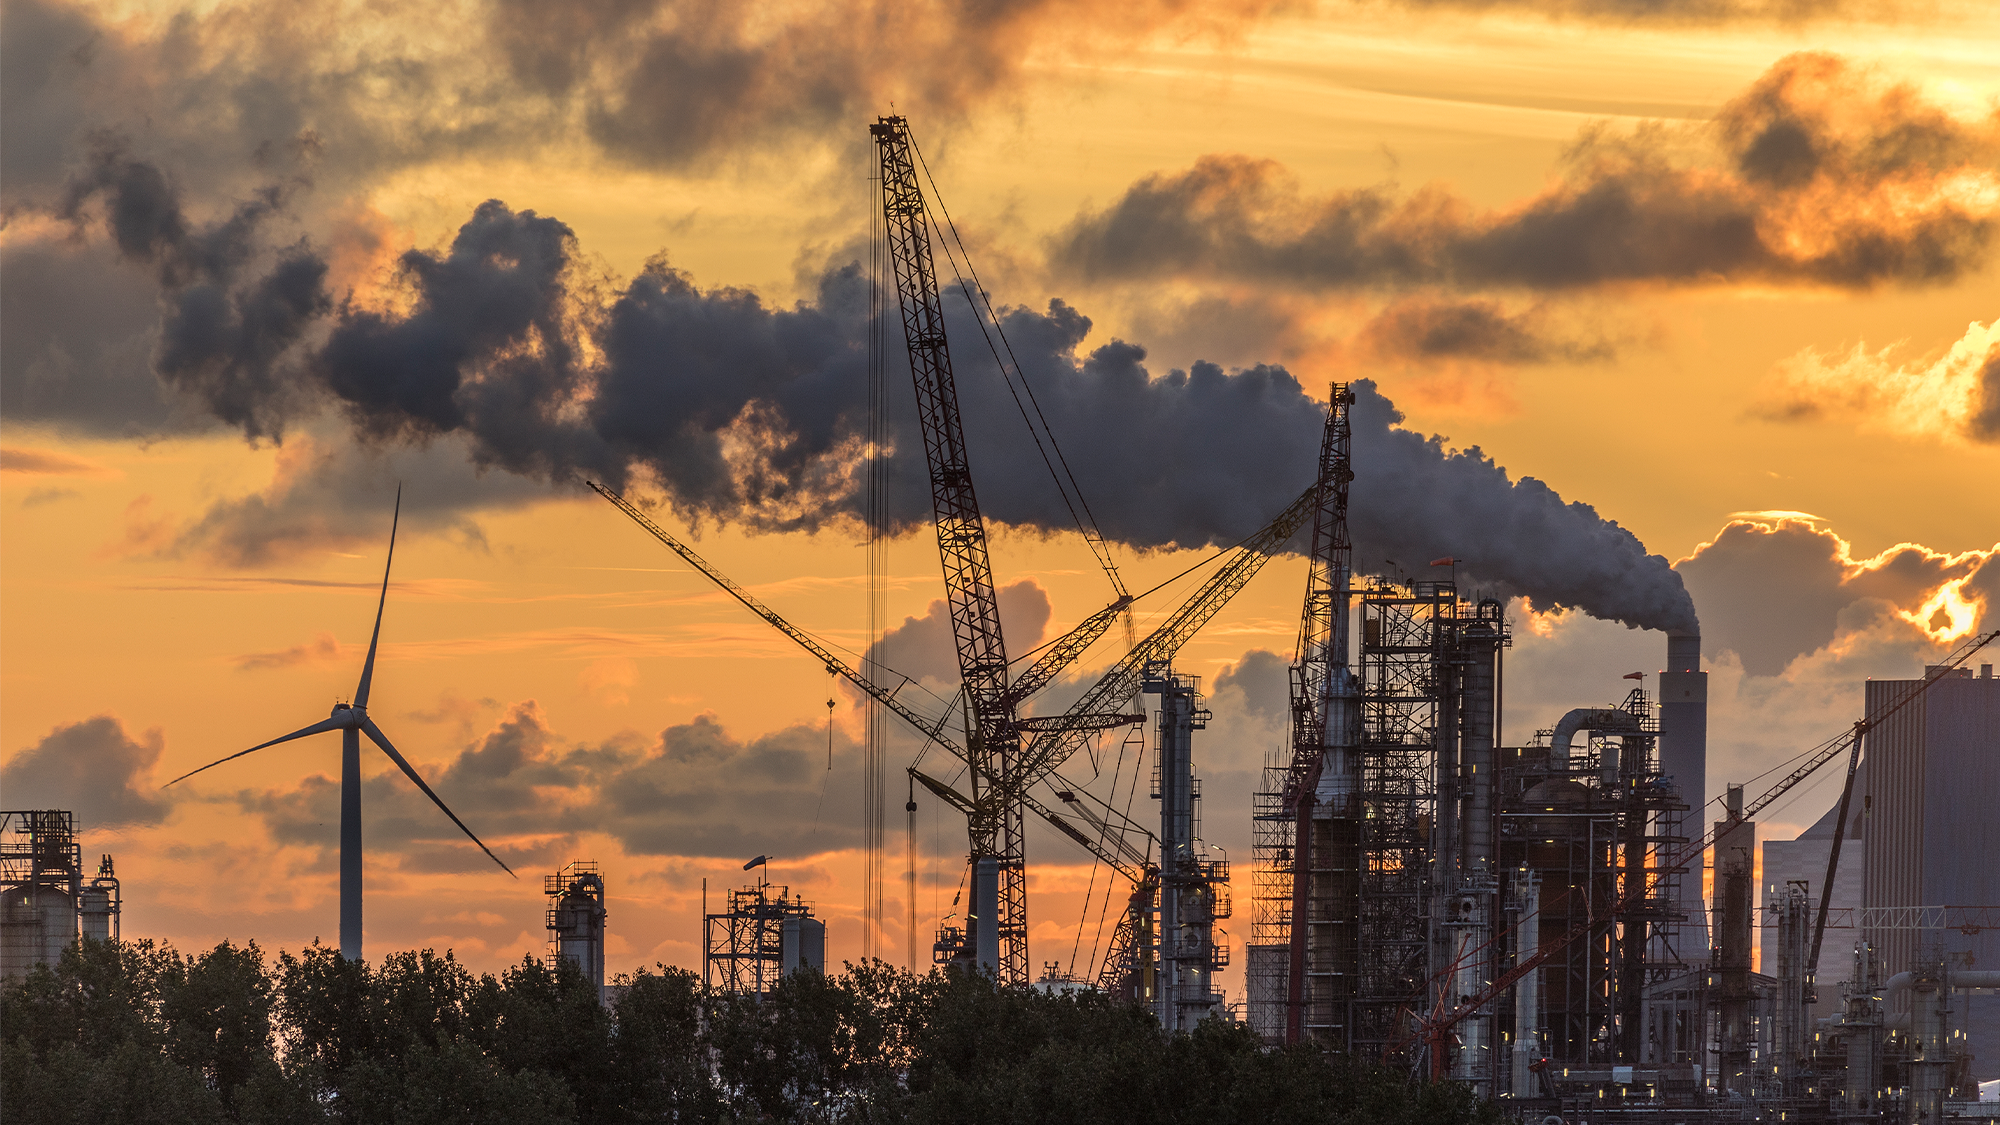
[
  {"x1": 704, "y1": 883, "x2": 821, "y2": 996},
  {"x1": 544, "y1": 860, "x2": 606, "y2": 1000},
  {"x1": 872, "y1": 114, "x2": 1026, "y2": 981},
  {"x1": 1, "y1": 810, "x2": 84, "y2": 985}
]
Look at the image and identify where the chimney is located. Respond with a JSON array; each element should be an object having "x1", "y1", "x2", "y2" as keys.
[{"x1": 1659, "y1": 629, "x2": 1709, "y2": 956}]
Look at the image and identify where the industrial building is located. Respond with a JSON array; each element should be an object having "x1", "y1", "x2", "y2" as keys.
[
  {"x1": 1229, "y1": 382, "x2": 2000, "y2": 1120},
  {"x1": 1859, "y1": 665, "x2": 2000, "y2": 1084},
  {"x1": 580, "y1": 114, "x2": 2000, "y2": 1122},
  {"x1": 703, "y1": 881, "x2": 826, "y2": 995},
  {"x1": 545, "y1": 861, "x2": 607, "y2": 1002},
  {"x1": 2, "y1": 810, "x2": 120, "y2": 984}
]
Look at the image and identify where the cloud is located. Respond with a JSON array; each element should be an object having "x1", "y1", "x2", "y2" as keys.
[
  {"x1": 1358, "y1": 0, "x2": 1915, "y2": 21},
  {"x1": 1211, "y1": 648, "x2": 1289, "y2": 727},
  {"x1": 1050, "y1": 54, "x2": 2000, "y2": 294},
  {"x1": 1675, "y1": 515, "x2": 1997, "y2": 675},
  {"x1": 1751, "y1": 317, "x2": 2000, "y2": 444},
  {"x1": 164, "y1": 429, "x2": 554, "y2": 567},
  {"x1": 0, "y1": 447, "x2": 114, "y2": 475},
  {"x1": 52, "y1": 142, "x2": 333, "y2": 439},
  {"x1": 235, "y1": 631, "x2": 345, "y2": 671},
  {"x1": 867, "y1": 579, "x2": 1055, "y2": 687},
  {"x1": 1351, "y1": 297, "x2": 1615, "y2": 364},
  {"x1": 223, "y1": 700, "x2": 877, "y2": 870},
  {"x1": 1, "y1": 715, "x2": 174, "y2": 829},
  {"x1": 499, "y1": 0, "x2": 1282, "y2": 168}
]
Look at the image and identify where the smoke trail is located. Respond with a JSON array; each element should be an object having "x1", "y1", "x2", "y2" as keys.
[{"x1": 220, "y1": 200, "x2": 1690, "y2": 630}]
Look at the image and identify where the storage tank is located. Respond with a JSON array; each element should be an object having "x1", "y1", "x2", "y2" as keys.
[{"x1": 1, "y1": 885, "x2": 76, "y2": 983}]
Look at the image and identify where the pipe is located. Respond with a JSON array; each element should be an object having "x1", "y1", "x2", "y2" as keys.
[
  {"x1": 1878, "y1": 971, "x2": 2000, "y2": 1031},
  {"x1": 1547, "y1": 707, "x2": 1643, "y2": 773}
]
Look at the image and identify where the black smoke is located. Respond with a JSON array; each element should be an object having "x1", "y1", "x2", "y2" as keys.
[{"x1": 160, "y1": 197, "x2": 1690, "y2": 631}]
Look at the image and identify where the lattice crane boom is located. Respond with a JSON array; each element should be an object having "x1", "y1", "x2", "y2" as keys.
[
  {"x1": 1013, "y1": 481, "x2": 1322, "y2": 793},
  {"x1": 873, "y1": 114, "x2": 1029, "y2": 981},
  {"x1": 590, "y1": 481, "x2": 1161, "y2": 898}
]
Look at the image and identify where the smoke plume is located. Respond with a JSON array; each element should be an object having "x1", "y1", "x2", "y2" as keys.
[{"x1": 98, "y1": 192, "x2": 1689, "y2": 632}]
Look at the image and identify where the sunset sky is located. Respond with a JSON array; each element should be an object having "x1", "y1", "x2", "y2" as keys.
[{"x1": 3, "y1": 0, "x2": 1997, "y2": 996}]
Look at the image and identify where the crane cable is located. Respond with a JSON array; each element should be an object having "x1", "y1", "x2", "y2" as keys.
[{"x1": 905, "y1": 127, "x2": 1129, "y2": 608}]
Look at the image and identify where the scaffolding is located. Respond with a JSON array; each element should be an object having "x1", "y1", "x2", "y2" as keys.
[{"x1": 703, "y1": 882, "x2": 825, "y2": 996}]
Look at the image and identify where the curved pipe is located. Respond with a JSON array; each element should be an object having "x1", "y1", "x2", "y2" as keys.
[
  {"x1": 1877, "y1": 970, "x2": 2000, "y2": 1031},
  {"x1": 1548, "y1": 707, "x2": 1645, "y2": 772}
]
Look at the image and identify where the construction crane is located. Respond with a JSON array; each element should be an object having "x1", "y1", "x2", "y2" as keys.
[
  {"x1": 872, "y1": 114, "x2": 1036, "y2": 981},
  {"x1": 587, "y1": 479, "x2": 1147, "y2": 871},
  {"x1": 590, "y1": 476, "x2": 1319, "y2": 984},
  {"x1": 1011, "y1": 481, "x2": 1323, "y2": 796},
  {"x1": 1409, "y1": 626, "x2": 2000, "y2": 1080},
  {"x1": 1278, "y1": 383, "x2": 1357, "y2": 1044}
]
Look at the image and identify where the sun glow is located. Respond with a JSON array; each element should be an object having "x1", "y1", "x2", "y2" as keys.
[{"x1": 1899, "y1": 577, "x2": 1981, "y2": 643}]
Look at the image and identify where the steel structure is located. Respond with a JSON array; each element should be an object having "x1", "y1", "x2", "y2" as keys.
[
  {"x1": 871, "y1": 114, "x2": 1030, "y2": 981},
  {"x1": 1143, "y1": 662, "x2": 1231, "y2": 1031},
  {"x1": 704, "y1": 882, "x2": 825, "y2": 995},
  {"x1": 545, "y1": 861, "x2": 606, "y2": 1001},
  {"x1": 1, "y1": 810, "x2": 84, "y2": 984}
]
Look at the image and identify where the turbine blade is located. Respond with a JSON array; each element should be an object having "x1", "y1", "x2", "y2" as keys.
[
  {"x1": 161, "y1": 714, "x2": 348, "y2": 788},
  {"x1": 361, "y1": 717, "x2": 516, "y2": 877},
  {"x1": 354, "y1": 484, "x2": 401, "y2": 711}
]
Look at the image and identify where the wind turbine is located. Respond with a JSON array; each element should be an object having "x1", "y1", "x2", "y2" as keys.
[{"x1": 165, "y1": 488, "x2": 515, "y2": 960}]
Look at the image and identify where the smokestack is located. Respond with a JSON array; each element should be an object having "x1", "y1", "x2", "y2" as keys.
[{"x1": 1658, "y1": 629, "x2": 1708, "y2": 956}]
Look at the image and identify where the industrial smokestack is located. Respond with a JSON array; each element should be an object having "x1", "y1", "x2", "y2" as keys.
[{"x1": 1658, "y1": 630, "x2": 1709, "y2": 956}]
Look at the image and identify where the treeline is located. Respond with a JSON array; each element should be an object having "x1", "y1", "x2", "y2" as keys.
[{"x1": 2, "y1": 939, "x2": 1503, "y2": 1124}]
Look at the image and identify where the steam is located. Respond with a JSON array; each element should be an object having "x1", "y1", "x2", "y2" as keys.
[{"x1": 52, "y1": 184, "x2": 1690, "y2": 630}]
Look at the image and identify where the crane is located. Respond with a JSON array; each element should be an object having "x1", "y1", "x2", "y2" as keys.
[
  {"x1": 589, "y1": 475, "x2": 1326, "y2": 985},
  {"x1": 1408, "y1": 626, "x2": 2000, "y2": 1080},
  {"x1": 590, "y1": 480, "x2": 1166, "y2": 960},
  {"x1": 1278, "y1": 383, "x2": 1357, "y2": 1044},
  {"x1": 871, "y1": 114, "x2": 1037, "y2": 980}
]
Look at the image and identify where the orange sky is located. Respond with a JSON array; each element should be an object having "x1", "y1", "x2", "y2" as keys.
[{"x1": 3, "y1": 0, "x2": 1998, "y2": 998}]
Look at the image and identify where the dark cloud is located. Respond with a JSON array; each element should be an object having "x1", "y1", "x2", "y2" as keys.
[
  {"x1": 490, "y1": 0, "x2": 1282, "y2": 168},
  {"x1": 2, "y1": 715, "x2": 174, "y2": 829},
  {"x1": 1675, "y1": 517, "x2": 1997, "y2": 675},
  {"x1": 227, "y1": 701, "x2": 875, "y2": 869},
  {"x1": 0, "y1": 236, "x2": 201, "y2": 436},
  {"x1": 1972, "y1": 348, "x2": 2000, "y2": 442},
  {"x1": 1353, "y1": 297, "x2": 1614, "y2": 363},
  {"x1": 38, "y1": 143, "x2": 332, "y2": 438},
  {"x1": 1051, "y1": 54, "x2": 2000, "y2": 294},
  {"x1": 135, "y1": 194, "x2": 1693, "y2": 629}
]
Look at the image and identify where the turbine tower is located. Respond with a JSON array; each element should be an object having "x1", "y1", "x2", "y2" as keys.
[{"x1": 165, "y1": 488, "x2": 515, "y2": 959}]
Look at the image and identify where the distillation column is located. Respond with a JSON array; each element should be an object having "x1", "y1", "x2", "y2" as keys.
[
  {"x1": 1449, "y1": 615, "x2": 1502, "y2": 1089},
  {"x1": 1147, "y1": 663, "x2": 1224, "y2": 1032}
]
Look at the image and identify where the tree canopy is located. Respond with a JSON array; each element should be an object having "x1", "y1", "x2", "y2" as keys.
[{"x1": 2, "y1": 938, "x2": 1503, "y2": 1125}]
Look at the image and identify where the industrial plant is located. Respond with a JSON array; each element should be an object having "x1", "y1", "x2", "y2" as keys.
[{"x1": 5, "y1": 112, "x2": 1996, "y2": 1125}]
